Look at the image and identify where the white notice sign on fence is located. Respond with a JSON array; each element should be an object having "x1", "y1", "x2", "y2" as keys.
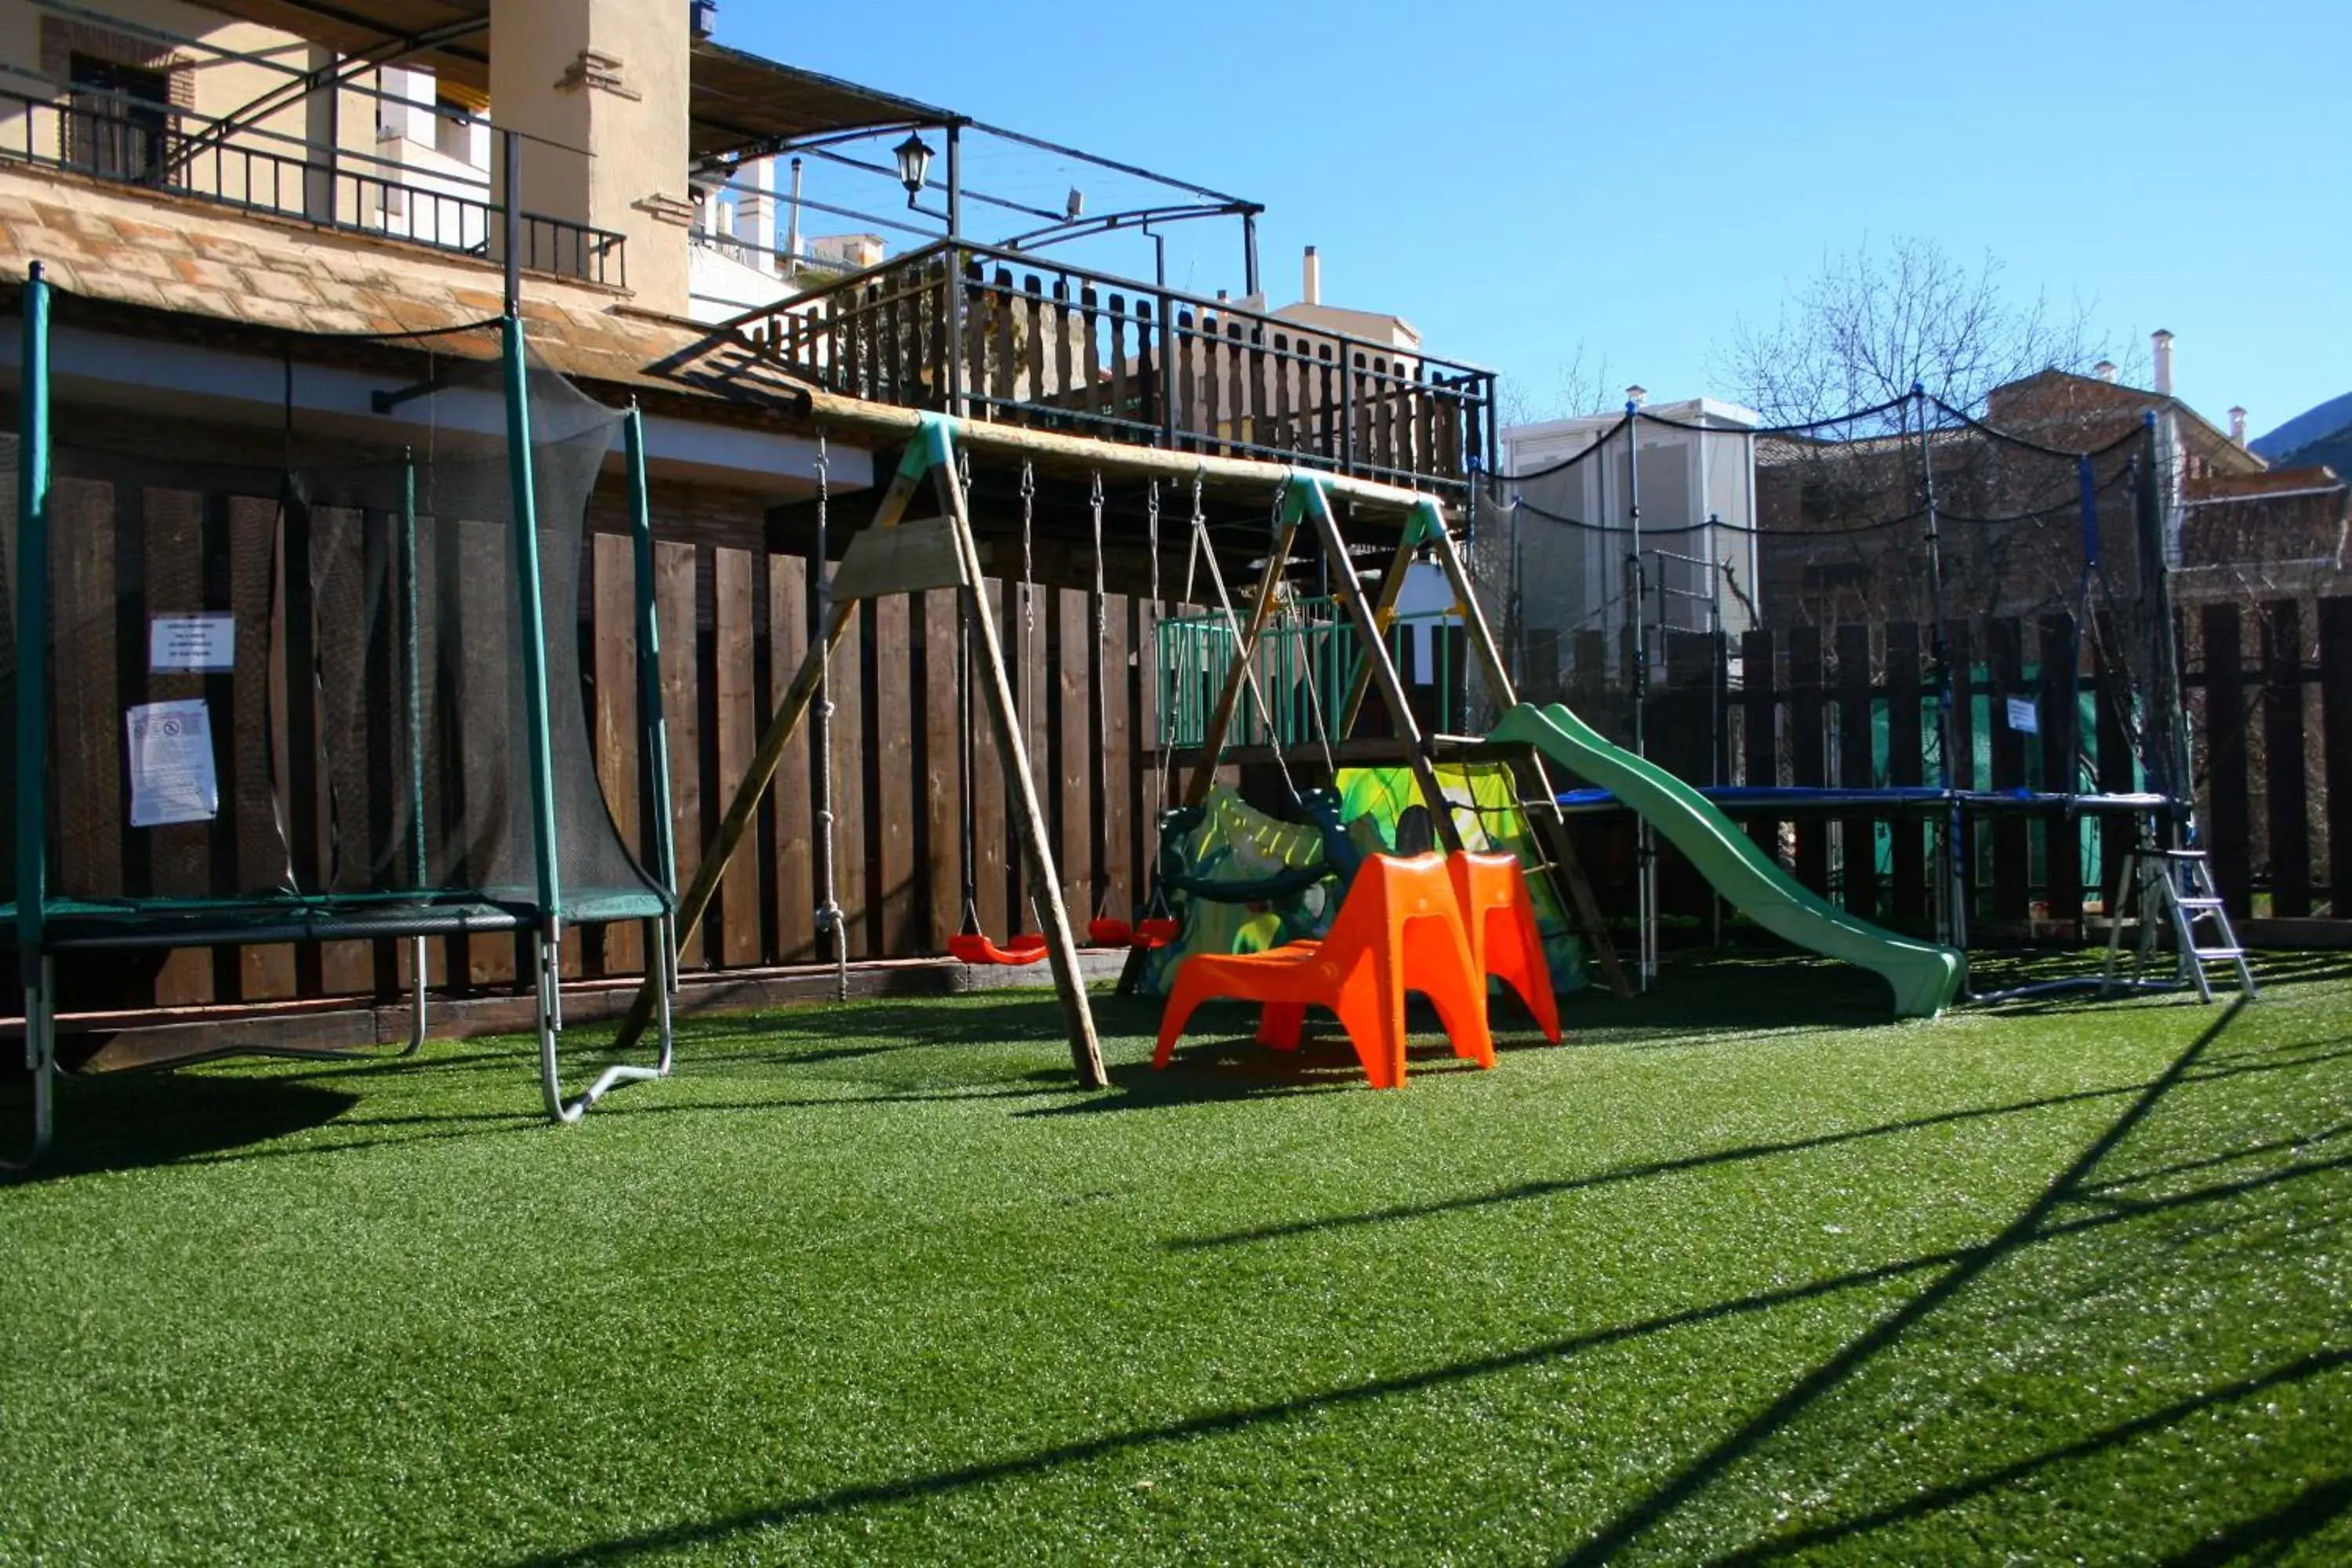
[
  {"x1": 2005, "y1": 696, "x2": 2039, "y2": 734},
  {"x1": 149, "y1": 613, "x2": 236, "y2": 673},
  {"x1": 126, "y1": 699, "x2": 220, "y2": 828}
]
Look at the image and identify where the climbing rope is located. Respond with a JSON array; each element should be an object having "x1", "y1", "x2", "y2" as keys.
[{"x1": 813, "y1": 429, "x2": 847, "y2": 1001}]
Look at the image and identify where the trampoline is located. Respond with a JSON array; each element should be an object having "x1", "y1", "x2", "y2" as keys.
[
  {"x1": 5, "y1": 264, "x2": 679, "y2": 1167},
  {"x1": 1552, "y1": 781, "x2": 2180, "y2": 964},
  {"x1": 1555, "y1": 786, "x2": 2173, "y2": 821}
]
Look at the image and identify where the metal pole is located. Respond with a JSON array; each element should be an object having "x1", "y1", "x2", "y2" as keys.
[
  {"x1": 1624, "y1": 401, "x2": 1656, "y2": 989},
  {"x1": 500, "y1": 127, "x2": 522, "y2": 316},
  {"x1": 2138, "y1": 411, "x2": 2190, "y2": 849},
  {"x1": 1152, "y1": 227, "x2": 1176, "y2": 449},
  {"x1": 1242, "y1": 209, "x2": 1260, "y2": 299},
  {"x1": 1915, "y1": 382, "x2": 1964, "y2": 949},
  {"x1": 626, "y1": 405, "x2": 678, "y2": 998},
  {"x1": 9, "y1": 261, "x2": 54, "y2": 1168},
  {"x1": 400, "y1": 444, "x2": 430, "y2": 1053},
  {"x1": 945, "y1": 124, "x2": 963, "y2": 239},
  {"x1": 785, "y1": 155, "x2": 804, "y2": 276},
  {"x1": 945, "y1": 237, "x2": 965, "y2": 419},
  {"x1": 502, "y1": 313, "x2": 583, "y2": 1123},
  {"x1": 16, "y1": 262, "x2": 51, "y2": 964}
]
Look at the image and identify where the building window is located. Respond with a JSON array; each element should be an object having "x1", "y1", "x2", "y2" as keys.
[{"x1": 67, "y1": 53, "x2": 172, "y2": 180}]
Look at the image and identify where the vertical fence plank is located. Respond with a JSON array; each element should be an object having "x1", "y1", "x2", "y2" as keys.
[
  {"x1": 1056, "y1": 585, "x2": 1094, "y2": 924},
  {"x1": 2262, "y1": 599, "x2": 2310, "y2": 918},
  {"x1": 768, "y1": 553, "x2": 816, "y2": 963},
  {"x1": 923, "y1": 587, "x2": 964, "y2": 953},
  {"x1": 832, "y1": 591, "x2": 869, "y2": 958},
  {"x1": 2201, "y1": 603, "x2": 2251, "y2": 916},
  {"x1": 1740, "y1": 626, "x2": 1778, "y2": 860},
  {"x1": 1787, "y1": 626, "x2": 1827, "y2": 894},
  {"x1": 656, "y1": 540, "x2": 703, "y2": 969},
  {"x1": 1944, "y1": 620, "x2": 1977, "y2": 927},
  {"x1": 1885, "y1": 621, "x2": 1926, "y2": 920},
  {"x1": 2092, "y1": 614, "x2": 2138, "y2": 915},
  {"x1": 713, "y1": 546, "x2": 760, "y2": 967},
  {"x1": 141, "y1": 489, "x2": 217, "y2": 1005},
  {"x1": 228, "y1": 494, "x2": 296, "y2": 1000},
  {"x1": 1132, "y1": 593, "x2": 1162, "y2": 906},
  {"x1": 971, "y1": 575, "x2": 1011, "y2": 940},
  {"x1": 2321, "y1": 597, "x2": 2352, "y2": 919},
  {"x1": 873, "y1": 593, "x2": 918, "y2": 954},
  {"x1": 1988, "y1": 616, "x2": 2029, "y2": 924},
  {"x1": 1102, "y1": 591, "x2": 1134, "y2": 929},
  {"x1": 1835, "y1": 622, "x2": 1878, "y2": 919},
  {"x1": 591, "y1": 532, "x2": 642, "y2": 974},
  {"x1": 2039, "y1": 613, "x2": 2084, "y2": 931}
]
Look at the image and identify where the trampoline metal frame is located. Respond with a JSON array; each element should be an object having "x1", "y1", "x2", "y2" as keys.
[{"x1": 5, "y1": 273, "x2": 677, "y2": 1169}]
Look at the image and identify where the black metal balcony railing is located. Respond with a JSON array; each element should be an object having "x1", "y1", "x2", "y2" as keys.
[
  {"x1": 0, "y1": 85, "x2": 626, "y2": 289},
  {"x1": 728, "y1": 239, "x2": 1497, "y2": 492}
]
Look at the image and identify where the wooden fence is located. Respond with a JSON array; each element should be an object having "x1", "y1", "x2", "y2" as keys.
[
  {"x1": 41, "y1": 492, "x2": 1185, "y2": 1014},
  {"x1": 38, "y1": 481, "x2": 2352, "y2": 1020},
  {"x1": 1544, "y1": 600, "x2": 2352, "y2": 933}
]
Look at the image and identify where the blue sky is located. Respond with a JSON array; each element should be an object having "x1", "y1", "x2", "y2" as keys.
[{"x1": 728, "y1": 0, "x2": 2349, "y2": 441}]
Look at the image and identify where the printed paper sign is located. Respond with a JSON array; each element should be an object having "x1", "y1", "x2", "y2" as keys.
[
  {"x1": 150, "y1": 614, "x2": 235, "y2": 673},
  {"x1": 2005, "y1": 696, "x2": 2039, "y2": 735},
  {"x1": 126, "y1": 699, "x2": 220, "y2": 827}
]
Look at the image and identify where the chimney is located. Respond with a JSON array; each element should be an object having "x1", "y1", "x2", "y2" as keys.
[
  {"x1": 491, "y1": 0, "x2": 695, "y2": 315},
  {"x1": 2151, "y1": 329, "x2": 2175, "y2": 396},
  {"x1": 2093, "y1": 359, "x2": 2118, "y2": 383},
  {"x1": 785, "y1": 155, "x2": 804, "y2": 270},
  {"x1": 2229, "y1": 406, "x2": 2248, "y2": 447},
  {"x1": 1302, "y1": 245, "x2": 1320, "y2": 306},
  {"x1": 735, "y1": 154, "x2": 776, "y2": 274},
  {"x1": 1625, "y1": 384, "x2": 1648, "y2": 409}
]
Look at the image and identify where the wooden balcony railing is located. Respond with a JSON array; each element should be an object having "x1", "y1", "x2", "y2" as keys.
[{"x1": 727, "y1": 240, "x2": 1495, "y2": 492}]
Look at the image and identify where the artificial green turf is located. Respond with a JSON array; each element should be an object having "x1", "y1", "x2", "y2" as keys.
[{"x1": 4, "y1": 953, "x2": 2350, "y2": 1565}]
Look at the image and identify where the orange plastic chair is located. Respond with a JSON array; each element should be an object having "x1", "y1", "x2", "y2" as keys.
[
  {"x1": 1448, "y1": 851, "x2": 1562, "y2": 1044},
  {"x1": 1153, "y1": 852, "x2": 1492, "y2": 1087}
]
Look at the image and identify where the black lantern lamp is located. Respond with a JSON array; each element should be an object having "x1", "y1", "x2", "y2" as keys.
[{"x1": 893, "y1": 132, "x2": 935, "y2": 207}]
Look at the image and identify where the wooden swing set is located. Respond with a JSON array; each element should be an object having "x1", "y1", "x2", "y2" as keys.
[{"x1": 605, "y1": 416, "x2": 1624, "y2": 1089}]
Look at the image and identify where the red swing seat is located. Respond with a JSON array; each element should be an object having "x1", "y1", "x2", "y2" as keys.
[
  {"x1": 1087, "y1": 914, "x2": 1181, "y2": 949},
  {"x1": 950, "y1": 930, "x2": 1049, "y2": 966}
]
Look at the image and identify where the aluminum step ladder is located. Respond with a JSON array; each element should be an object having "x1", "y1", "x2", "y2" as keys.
[{"x1": 2101, "y1": 848, "x2": 2258, "y2": 1002}]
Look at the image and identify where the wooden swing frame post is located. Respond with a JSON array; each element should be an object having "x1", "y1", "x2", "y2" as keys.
[{"x1": 609, "y1": 419, "x2": 1106, "y2": 1087}]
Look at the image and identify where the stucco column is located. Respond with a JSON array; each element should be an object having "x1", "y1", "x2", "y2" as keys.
[{"x1": 489, "y1": 0, "x2": 693, "y2": 315}]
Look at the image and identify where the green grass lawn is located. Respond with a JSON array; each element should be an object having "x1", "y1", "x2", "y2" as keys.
[{"x1": 4, "y1": 953, "x2": 2350, "y2": 1565}]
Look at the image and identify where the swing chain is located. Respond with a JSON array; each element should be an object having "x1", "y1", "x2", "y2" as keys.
[
  {"x1": 1018, "y1": 459, "x2": 1036, "y2": 634},
  {"x1": 812, "y1": 426, "x2": 846, "y2": 1000}
]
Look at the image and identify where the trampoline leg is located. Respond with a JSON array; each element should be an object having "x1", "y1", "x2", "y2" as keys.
[
  {"x1": 5, "y1": 956, "x2": 56, "y2": 1174},
  {"x1": 535, "y1": 920, "x2": 672, "y2": 1126},
  {"x1": 649, "y1": 915, "x2": 674, "y2": 1070},
  {"x1": 400, "y1": 935, "x2": 429, "y2": 1058}
]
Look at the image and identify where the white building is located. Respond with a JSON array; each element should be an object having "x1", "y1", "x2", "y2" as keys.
[{"x1": 1500, "y1": 394, "x2": 1762, "y2": 659}]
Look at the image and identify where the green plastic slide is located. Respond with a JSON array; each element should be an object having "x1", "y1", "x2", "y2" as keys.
[{"x1": 1491, "y1": 702, "x2": 1964, "y2": 1018}]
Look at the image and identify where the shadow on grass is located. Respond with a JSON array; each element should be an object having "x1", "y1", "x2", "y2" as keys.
[
  {"x1": 504, "y1": 1043, "x2": 2352, "y2": 1566},
  {"x1": 1708, "y1": 1348, "x2": 2352, "y2": 1564},
  {"x1": 1550, "y1": 998, "x2": 2256, "y2": 1566},
  {"x1": 0, "y1": 1072, "x2": 362, "y2": 1181},
  {"x1": 1163, "y1": 1076, "x2": 2162, "y2": 1250},
  {"x1": 2160, "y1": 1472, "x2": 2352, "y2": 1565}
]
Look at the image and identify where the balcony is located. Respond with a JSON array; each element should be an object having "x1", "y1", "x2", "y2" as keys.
[
  {"x1": 0, "y1": 80, "x2": 626, "y2": 288},
  {"x1": 724, "y1": 240, "x2": 1497, "y2": 493}
]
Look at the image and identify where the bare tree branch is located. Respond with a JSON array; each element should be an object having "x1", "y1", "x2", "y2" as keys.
[{"x1": 1714, "y1": 236, "x2": 2118, "y2": 430}]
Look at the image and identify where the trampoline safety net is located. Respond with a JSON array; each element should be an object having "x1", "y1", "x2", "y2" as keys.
[
  {"x1": 2, "y1": 296, "x2": 666, "y2": 938},
  {"x1": 1465, "y1": 391, "x2": 2181, "y2": 805}
]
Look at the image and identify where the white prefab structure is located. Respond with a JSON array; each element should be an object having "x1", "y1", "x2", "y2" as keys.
[{"x1": 1500, "y1": 396, "x2": 1762, "y2": 656}]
